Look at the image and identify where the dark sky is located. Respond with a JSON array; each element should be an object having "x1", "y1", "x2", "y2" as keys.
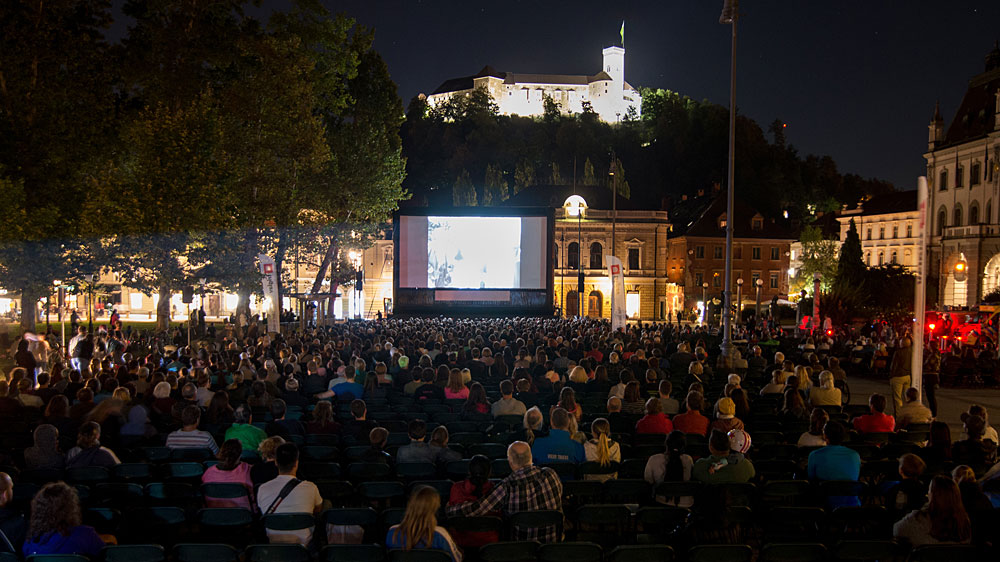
[{"x1": 312, "y1": 0, "x2": 999, "y2": 192}]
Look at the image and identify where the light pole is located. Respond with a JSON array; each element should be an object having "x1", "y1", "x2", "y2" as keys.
[
  {"x1": 701, "y1": 282, "x2": 709, "y2": 325},
  {"x1": 719, "y1": 0, "x2": 740, "y2": 361},
  {"x1": 736, "y1": 277, "x2": 744, "y2": 326},
  {"x1": 199, "y1": 278, "x2": 207, "y2": 335},
  {"x1": 564, "y1": 195, "x2": 588, "y2": 318},
  {"x1": 796, "y1": 289, "x2": 807, "y2": 337},
  {"x1": 54, "y1": 280, "x2": 64, "y2": 349},
  {"x1": 813, "y1": 272, "x2": 822, "y2": 332},
  {"x1": 87, "y1": 273, "x2": 97, "y2": 333},
  {"x1": 755, "y1": 278, "x2": 763, "y2": 320}
]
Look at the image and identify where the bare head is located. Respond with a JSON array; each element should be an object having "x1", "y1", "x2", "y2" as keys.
[{"x1": 507, "y1": 441, "x2": 532, "y2": 470}]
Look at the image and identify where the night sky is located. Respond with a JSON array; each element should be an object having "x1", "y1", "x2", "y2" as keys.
[{"x1": 112, "y1": 1, "x2": 1000, "y2": 193}]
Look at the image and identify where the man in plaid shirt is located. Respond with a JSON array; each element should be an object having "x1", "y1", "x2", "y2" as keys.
[{"x1": 446, "y1": 441, "x2": 564, "y2": 542}]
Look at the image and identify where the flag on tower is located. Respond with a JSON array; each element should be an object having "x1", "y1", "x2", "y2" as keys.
[{"x1": 620, "y1": 21, "x2": 625, "y2": 47}]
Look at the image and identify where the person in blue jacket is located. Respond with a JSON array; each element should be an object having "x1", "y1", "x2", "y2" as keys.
[
  {"x1": 23, "y1": 482, "x2": 104, "y2": 557},
  {"x1": 807, "y1": 420, "x2": 862, "y2": 508},
  {"x1": 531, "y1": 407, "x2": 585, "y2": 464}
]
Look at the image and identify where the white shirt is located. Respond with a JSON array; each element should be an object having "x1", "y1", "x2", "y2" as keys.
[{"x1": 257, "y1": 475, "x2": 323, "y2": 544}]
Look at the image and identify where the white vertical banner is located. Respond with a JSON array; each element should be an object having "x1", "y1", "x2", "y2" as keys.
[
  {"x1": 912, "y1": 176, "x2": 929, "y2": 391},
  {"x1": 606, "y1": 255, "x2": 626, "y2": 332},
  {"x1": 259, "y1": 254, "x2": 281, "y2": 334}
]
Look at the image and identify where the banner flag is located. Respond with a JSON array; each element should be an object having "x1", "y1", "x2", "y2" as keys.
[
  {"x1": 607, "y1": 255, "x2": 626, "y2": 332},
  {"x1": 912, "y1": 176, "x2": 929, "y2": 390},
  {"x1": 259, "y1": 254, "x2": 281, "y2": 334}
]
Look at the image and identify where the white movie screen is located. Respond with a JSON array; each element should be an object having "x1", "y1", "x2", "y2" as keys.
[{"x1": 399, "y1": 215, "x2": 546, "y2": 290}]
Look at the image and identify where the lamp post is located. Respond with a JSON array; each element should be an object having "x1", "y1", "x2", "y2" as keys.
[
  {"x1": 87, "y1": 273, "x2": 97, "y2": 333},
  {"x1": 564, "y1": 195, "x2": 588, "y2": 318},
  {"x1": 796, "y1": 289, "x2": 807, "y2": 337},
  {"x1": 813, "y1": 272, "x2": 822, "y2": 332},
  {"x1": 755, "y1": 278, "x2": 763, "y2": 320},
  {"x1": 701, "y1": 282, "x2": 709, "y2": 325},
  {"x1": 199, "y1": 278, "x2": 207, "y2": 335},
  {"x1": 54, "y1": 280, "x2": 64, "y2": 350},
  {"x1": 736, "y1": 278, "x2": 744, "y2": 325},
  {"x1": 719, "y1": 0, "x2": 739, "y2": 361}
]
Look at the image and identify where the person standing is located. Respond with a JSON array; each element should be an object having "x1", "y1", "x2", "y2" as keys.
[
  {"x1": 888, "y1": 337, "x2": 913, "y2": 416},
  {"x1": 923, "y1": 343, "x2": 941, "y2": 418}
]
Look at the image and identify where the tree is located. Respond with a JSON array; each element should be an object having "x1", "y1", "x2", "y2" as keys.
[
  {"x1": 514, "y1": 159, "x2": 535, "y2": 194},
  {"x1": 549, "y1": 162, "x2": 563, "y2": 185},
  {"x1": 582, "y1": 158, "x2": 597, "y2": 185},
  {"x1": 483, "y1": 164, "x2": 508, "y2": 206},
  {"x1": 836, "y1": 218, "x2": 866, "y2": 289},
  {"x1": 791, "y1": 225, "x2": 839, "y2": 295},
  {"x1": 542, "y1": 94, "x2": 561, "y2": 123},
  {"x1": 452, "y1": 169, "x2": 476, "y2": 206}
]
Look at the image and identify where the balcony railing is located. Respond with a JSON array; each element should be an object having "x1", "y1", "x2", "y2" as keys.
[{"x1": 941, "y1": 224, "x2": 1000, "y2": 239}]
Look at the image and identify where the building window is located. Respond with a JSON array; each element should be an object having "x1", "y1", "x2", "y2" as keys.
[
  {"x1": 938, "y1": 207, "x2": 947, "y2": 235},
  {"x1": 752, "y1": 246, "x2": 761, "y2": 260},
  {"x1": 627, "y1": 248, "x2": 640, "y2": 270},
  {"x1": 695, "y1": 245, "x2": 705, "y2": 259},
  {"x1": 626, "y1": 291, "x2": 640, "y2": 319},
  {"x1": 906, "y1": 224, "x2": 913, "y2": 238},
  {"x1": 864, "y1": 252, "x2": 871, "y2": 266},
  {"x1": 904, "y1": 249, "x2": 912, "y2": 266},
  {"x1": 694, "y1": 272, "x2": 703, "y2": 286},
  {"x1": 879, "y1": 226, "x2": 885, "y2": 239},
  {"x1": 866, "y1": 228, "x2": 872, "y2": 240},
  {"x1": 971, "y1": 204, "x2": 980, "y2": 225},
  {"x1": 751, "y1": 271, "x2": 760, "y2": 285},
  {"x1": 956, "y1": 165, "x2": 964, "y2": 188},
  {"x1": 713, "y1": 246, "x2": 723, "y2": 259},
  {"x1": 972, "y1": 162, "x2": 982, "y2": 186},
  {"x1": 939, "y1": 169, "x2": 948, "y2": 191},
  {"x1": 589, "y1": 242, "x2": 603, "y2": 269},
  {"x1": 568, "y1": 242, "x2": 579, "y2": 269},
  {"x1": 713, "y1": 273, "x2": 721, "y2": 288},
  {"x1": 891, "y1": 251, "x2": 898, "y2": 264},
  {"x1": 770, "y1": 247, "x2": 779, "y2": 260},
  {"x1": 878, "y1": 251, "x2": 884, "y2": 266},
  {"x1": 769, "y1": 272, "x2": 779, "y2": 289},
  {"x1": 752, "y1": 217, "x2": 763, "y2": 231},
  {"x1": 892, "y1": 225, "x2": 898, "y2": 238},
  {"x1": 954, "y1": 206, "x2": 963, "y2": 227},
  {"x1": 988, "y1": 200, "x2": 993, "y2": 224}
]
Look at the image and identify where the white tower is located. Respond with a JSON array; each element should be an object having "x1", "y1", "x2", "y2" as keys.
[{"x1": 602, "y1": 46, "x2": 625, "y2": 120}]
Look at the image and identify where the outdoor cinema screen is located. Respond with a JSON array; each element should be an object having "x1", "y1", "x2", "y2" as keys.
[{"x1": 398, "y1": 215, "x2": 547, "y2": 290}]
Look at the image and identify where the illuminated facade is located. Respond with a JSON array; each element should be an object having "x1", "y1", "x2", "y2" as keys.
[
  {"x1": 426, "y1": 46, "x2": 641, "y2": 123},
  {"x1": 836, "y1": 191, "x2": 919, "y2": 271}
]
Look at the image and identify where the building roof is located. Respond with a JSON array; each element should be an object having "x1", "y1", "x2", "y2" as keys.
[
  {"x1": 841, "y1": 190, "x2": 917, "y2": 218},
  {"x1": 430, "y1": 67, "x2": 638, "y2": 97},
  {"x1": 940, "y1": 44, "x2": 1000, "y2": 148},
  {"x1": 501, "y1": 184, "x2": 658, "y2": 212},
  {"x1": 670, "y1": 193, "x2": 794, "y2": 240}
]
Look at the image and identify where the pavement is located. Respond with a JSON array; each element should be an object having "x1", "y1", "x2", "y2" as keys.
[{"x1": 845, "y1": 375, "x2": 1000, "y2": 435}]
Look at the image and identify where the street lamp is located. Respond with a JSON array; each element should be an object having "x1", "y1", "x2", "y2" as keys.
[
  {"x1": 719, "y1": 0, "x2": 740, "y2": 361},
  {"x1": 701, "y1": 281, "x2": 709, "y2": 325},
  {"x1": 736, "y1": 277, "x2": 744, "y2": 324},
  {"x1": 564, "y1": 195, "x2": 588, "y2": 318},
  {"x1": 87, "y1": 273, "x2": 97, "y2": 333},
  {"x1": 349, "y1": 250, "x2": 362, "y2": 320},
  {"x1": 199, "y1": 278, "x2": 207, "y2": 335},
  {"x1": 755, "y1": 278, "x2": 763, "y2": 320},
  {"x1": 54, "y1": 280, "x2": 64, "y2": 349}
]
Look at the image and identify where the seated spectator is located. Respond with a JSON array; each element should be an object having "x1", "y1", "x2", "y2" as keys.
[
  {"x1": 0, "y1": 472, "x2": 27, "y2": 554},
  {"x1": 446, "y1": 442, "x2": 563, "y2": 543},
  {"x1": 553, "y1": 387, "x2": 582, "y2": 422},
  {"x1": 342, "y1": 400, "x2": 377, "y2": 444},
  {"x1": 780, "y1": 387, "x2": 809, "y2": 423},
  {"x1": 429, "y1": 426, "x2": 462, "y2": 466},
  {"x1": 893, "y1": 476, "x2": 971, "y2": 547},
  {"x1": 247, "y1": 381, "x2": 274, "y2": 409},
  {"x1": 22, "y1": 482, "x2": 104, "y2": 557},
  {"x1": 491, "y1": 380, "x2": 526, "y2": 418},
  {"x1": 518, "y1": 406, "x2": 547, "y2": 444},
  {"x1": 166, "y1": 405, "x2": 219, "y2": 454},
  {"x1": 257, "y1": 444, "x2": 323, "y2": 545},
  {"x1": 444, "y1": 370, "x2": 469, "y2": 400},
  {"x1": 282, "y1": 378, "x2": 311, "y2": 409},
  {"x1": 531, "y1": 407, "x2": 584, "y2": 464},
  {"x1": 607, "y1": 370, "x2": 631, "y2": 400},
  {"x1": 265, "y1": 399, "x2": 305, "y2": 439},
  {"x1": 398, "y1": 420, "x2": 438, "y2": 464},
  {"x1": 605, "y1": 397, "x2": 632, "y2": 434},
  {"x1": 897, "y1": 388, "x2": 933, "y2": 427},
  {"x1": 852, "y1": 394, "x2": 895, "y2": 434},
  {"x1": 691, "y1": 430, "x2": 756, "y2": 484},
  {"x1": 24, "y1": 424, "x2": 64, "y2": 471},
  {"x1": 202, "y1": 439, "x2": 254, "y2": 510},
  {"x1": 710, "y1": 397, "x2": 744, "y2": 434},
  {"x1": 807, "y1": 421, "x2": 861, "y2": 508},
  {"x1": 658, "y1": 380, "x2": 679, "y2": 415},
  {"x1": 251, "y1": 436, "x2": 285, "y2": 490},
  {"x1": 960, "y1": 404, "x2": 999, "y2": 444},
  {"x1": 951, "y1": 465, "x2": 993, "y2": 516},
  {"x1": 760, "y1": 370, "x2": 786, "y2": 395},
  {"x1": 65, "y1": 422, "x2": 120, "y2": 469},
  {"x1": 672, "y1": 392, "x2": 709, "y2": 436},
  {"x1": 386, "y1": 486, "x2": 462, "y2": 562},
  {"x1": 809, "y1": 371, "x2": 842, "y2": 407},
  {"x1": 730, "y1": 388, "x2": 751, "y2": 420},
  {"x1": 461, "y1": 383, "x2": 490, "y2": 418},
  {"x1": 305, "y1": 400, "x2": 340, "y2": 434},
  {"x1": 891, "y1": 454, "x2": 928, "y2": 514},
  {"x1": 568, "y1": 365, "x2": 589, "y2": 385},
  {"x1": 583, "y1": 418, "x2": 620, "y2": 481},
  {"x1": 645, "y1": 431, "x2": 694, "y2": 506},
  {"x1": 621, "y1": 381, "x2": 645, "y2": 415},
  {"x1": 403, "y1": 368, "x2": 428, "y2": 395},
  {"x1": 225, "y1": 405, "x2": 267, "y2": 453},
  {"x1": 636, "y1": 398, "x2": 673, "y2": 435},
  {"x1": 952, "y1": 414, "x2": 997, "y2": 467},
  {"x1": 69, "y1": 388, "x2": 96, "y2": 423},
  {"x1": 324, "y1": 370, "x2": 363, "y2": 401},
  {"x1": 797, "y1": 408, "x2": 829, "y2": 448},
  {"x1": 360, "y1": 428, "x2": 392, "y2": 464},
  {"x1": 447, "y1": 455, "x2": 497, "y2": 549},
  {"x1": 918, "y1": 421, "x2": 953, "y2": 469},
  {"x1": 120, "y1": 404, "x2": 157, "y2": 445}
]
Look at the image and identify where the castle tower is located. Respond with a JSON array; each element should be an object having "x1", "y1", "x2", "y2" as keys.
[
  {"x1": 928, "y1": 100, "x2": 944, "y2": 151},
  {"x1": 602, "y1": 46, "x2": 625, "y2": 87}
]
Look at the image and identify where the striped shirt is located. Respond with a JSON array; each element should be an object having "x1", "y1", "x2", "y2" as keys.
[
  {"x1": 446, "y1": 464, "x2": 563, "y2": 543},
  {"x1": 165, "y1": 429, "x2": 219, "y2": 454}
]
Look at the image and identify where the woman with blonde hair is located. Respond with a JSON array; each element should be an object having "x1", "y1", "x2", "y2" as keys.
[
  {"x1": 386, "y1": 486, "x2": 462, "y2": 562},
  {"x1": 520, "y1": 406, "x2": 545, "y2": 444},
  {"x1": 250, "y1": 436, "x2": 285, "y2": 489},
  {"x1": 795, "y1": 365, "x2": 814, "y2": 392},
  {"x1": 583, "y1": 418, "x2": 621, "y2": 481}
]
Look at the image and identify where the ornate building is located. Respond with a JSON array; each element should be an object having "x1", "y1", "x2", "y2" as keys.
[
  {"x1": 425, "y1": 46, "x2": 641, "y2": 123},
  {"x1": 926, "y1": 43, "x2": 1000, "y2": 307},
  {"x1": 836, "y1": 191, "x2": 919, "y2": 270}
]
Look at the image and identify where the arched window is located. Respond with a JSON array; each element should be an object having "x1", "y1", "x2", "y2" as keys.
[
  {"x1": 939, "y1": 169, "x2": 948, "y2": 191},
  {"x1": 891, "y1": 251, "x2": 898, "y2": 264},
  {"x1": 589, "y1": 242, "x2": 603, "y2": 269},
  {"x1": 954, "y1": 205, "x2": 963, "y2": 227},
  {"x1": 937, "y1": 207, "x2": 947, "y2": 235},
  {"x1": 970, "y1": 204, "x2": 980, "y2": 225},
  {"x1": 568, "y1": 242, "x2": 580, "y2": 269},
  {"x1": 904, "y1": 249, "x2": 913, "y2": 266},
  {"x1": 864, "y1": 252, "x2": 870, "y2": 266},
  {"x1": 878, "y1": 251, "x2": 884, "y2": 266},
  {"x1": 565, "y1": 290, "x2": 579, "y2": 317},
  {"x1": 987, "y1": 200, "x2": 993, "y2": 224},
  {"x1": 587, "y1": 290, "x2": 603, "y2": 318}
]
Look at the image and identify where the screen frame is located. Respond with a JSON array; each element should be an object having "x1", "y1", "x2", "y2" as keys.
[{"x1": 393, "y1": 206, "x2": 555, "y2": 315}]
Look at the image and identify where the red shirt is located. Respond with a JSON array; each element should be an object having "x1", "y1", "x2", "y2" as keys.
[
  {"x1": 853, "y1": 412, "x2": 895, "y2": 434},
  {"x1": 447, "y1": 479, "x2": 498, "y2": 547},
  {"x1": 672, "y1": 410, "x2": 709, "y2": 436},
  {"x1": 635, "y1": 413, "x2": 674, "y2": 435}
]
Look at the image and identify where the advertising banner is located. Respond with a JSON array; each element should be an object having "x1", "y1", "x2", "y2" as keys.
[
  {"x1": 259, "y1": 254, "x2": 280, "y2": 334},
  {"x1": 606, "y1": 255, "x2": 626, "y2": 331}
]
